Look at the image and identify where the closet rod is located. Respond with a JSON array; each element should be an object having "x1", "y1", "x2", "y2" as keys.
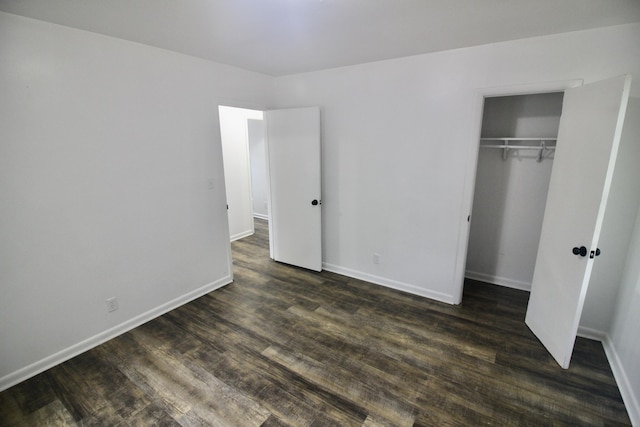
[
  {"x1": 480, "y1": 137, "x2": 557, "y2": 141},
  {"x1": 479, "y1": 138, "x2": 556, "y2": 162},
  {"x1": 479, "y1": 145, "x2": 556, "y2": 149}
]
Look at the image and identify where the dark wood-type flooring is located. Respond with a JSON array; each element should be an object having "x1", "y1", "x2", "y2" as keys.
[{"x1": 0, "y1": 219, "x2": 631, "y2": 426}]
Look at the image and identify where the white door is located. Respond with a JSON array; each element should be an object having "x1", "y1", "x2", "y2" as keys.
[
  {"x1": 265, "y1": 107, "x2": 322, "y2": 271},
  {"x1": 525, "y1": 75, "x2": 631, "y2": 368}
]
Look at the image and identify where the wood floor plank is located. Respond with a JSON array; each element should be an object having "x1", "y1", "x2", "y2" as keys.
[
  {"x1": 105, "y1": 328, "x2": 271, "y2": 426},
  {"x1": 125, "y1": 400, "x2": 182, "y2": 426},
  {"x1": 162, "y1": 298, "x2": 368, "y2": 425},
  {"x1": 0, "y1": 375, "x2": 60, "y2": 427},
  {"x1": 262, "y1": 344, "x2": 417, "y2": 427},
  {"x1": 46, "y1": 346, "x2": 150, "y2": 424},
  {"x1": 13, "y1": 400, "x2": 77, "y2": 427},
  {"x1": 0, "y1": 218, "x2": 631, "y2": 426}
]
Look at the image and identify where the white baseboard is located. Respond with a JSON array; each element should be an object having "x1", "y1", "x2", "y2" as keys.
[
  {"x1": 0, "y1": 275, "x2": 233, "y2": 393},
  {"x1": 322, "y1": 262, "x2": 456, "y2": 305},
  {"x1": 465, "y1": 270, "x2": 531, "y2": 291},
  {"x1": 253, "y1": 213, "x2": 268, "y2": 221},
  {"x1": 601, "y1": 334, "x2": 639, "y2": 427},
  {"x1": 230, "y1": 229, "x2": 254, "y2": 242},
  {"x1": 576, "y1": 326, "x2": 607, "y2": 341}
]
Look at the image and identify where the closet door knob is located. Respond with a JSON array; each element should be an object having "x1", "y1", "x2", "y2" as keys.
[{"x1": 572, "y1": 246, "x2": 587, "y2": 257}]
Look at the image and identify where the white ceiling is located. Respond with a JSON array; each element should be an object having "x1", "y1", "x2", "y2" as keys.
[{"x1": 1, "y1": 0, "x2": 640, "y2": 76}]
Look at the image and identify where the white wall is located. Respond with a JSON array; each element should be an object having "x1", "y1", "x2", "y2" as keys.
[
  {"x1": 466, "y1": 93, "x2": 562, "y2": 290},
  {"x1": 272, "y1": 23, "x2": 640, "y2": 304},
  {"x1": 480, "y1": 93, "x2": 564, "y2": 139},
  {"x1": 597, "y1": 98, "x2": 640, "y2": 425},
  {"x1": 0, "y1": 12, "x2": 271, "y2": 391},
  {"x1": 219, "y1": 106, "x2": 264, "y2": 241},
  {"x1": 248, "y1": 119, "x2": 269, "y2": 219},
  {"x1": 609, "y1": 204, "x2": 640, "y2": 425}
]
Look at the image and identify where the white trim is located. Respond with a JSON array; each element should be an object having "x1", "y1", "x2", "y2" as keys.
[
  {"x1": 601, "y1": 335, "x2": 639, "y2": 426},
  {"x1": 230, "y1": 229, "x2": 254, "y2": 242},
  {"x1": 576, "y1": 326, "x2": 607, "y2": 341},
  {"x1": 253, "y1": 213, "x2": 269, "y2": 221},
  {"x1": 264, "y1": 112, "x2": 275, "y2": 260},
  {"x1": 465, "y1": 270, "x2": 531, "y2": 291},
  {"x1": 0, "y1": 275, "x2": 233, "y2": 392},
  {"x1": 478, "y1": 79, "x2": 584, "y2": 98},
  {"x1": 323, "y1": 262, "x2": 456, "y2": 305}
]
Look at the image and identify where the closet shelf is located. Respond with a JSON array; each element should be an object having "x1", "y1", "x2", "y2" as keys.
[{"x1": 479, "y1": 138, "x2": 557, "y2": 162}]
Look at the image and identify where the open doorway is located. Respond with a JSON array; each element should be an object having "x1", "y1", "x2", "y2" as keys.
[
  {"x1": 219, "y1": 105, "x2": 323, "y2": 272},
  {"x1": 465, "y1": 92, "x2": 564, "y2": 292},
  {"x1": 247, "y1": 119, "x2": 269, "y2": 222},
  {"x1": 460, "y1": 76, "x2": 632, "y2": 369},
  {"x1": 218, "y1": 106, "x2": 266, "y2": 242}
]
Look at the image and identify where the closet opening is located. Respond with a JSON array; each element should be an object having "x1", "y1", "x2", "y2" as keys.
[{"x1": 465, "y1": 92, "x2": 564, "y2": 294}]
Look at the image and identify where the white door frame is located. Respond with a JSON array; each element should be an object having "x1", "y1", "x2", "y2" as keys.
[
  {"x1": 217, "y1": 103, "x2": 266, "y2": 281},
  {"x1": 218, "y1": 104, "x2": 322, "y2": 272},
  {"x1": 452, "y1": 79, "x2": 584, "y2": 304},
  {"x1": 219, "y1": 105, "x2": 266, "y2": 241}
]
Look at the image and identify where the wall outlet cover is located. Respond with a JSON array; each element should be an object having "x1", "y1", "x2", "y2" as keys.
[{"x1": 106, "y1": 297, "x2": 118, "y2": 313}]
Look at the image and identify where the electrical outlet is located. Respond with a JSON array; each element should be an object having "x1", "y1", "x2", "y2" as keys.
[
  {"x1": 373, "y1": 252, "x2": 380, "y2": 265},
  {"x1": 106, "y1": 297, "x2": 118, "y2": 313}
]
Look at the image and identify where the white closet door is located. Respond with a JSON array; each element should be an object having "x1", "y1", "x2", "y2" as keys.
[
  {"x1": 265, "y1": 107, "x2": 322, "y2": 272},
  {"x1": 525, "y1": 75, "x2": 631, "y2": 368}
]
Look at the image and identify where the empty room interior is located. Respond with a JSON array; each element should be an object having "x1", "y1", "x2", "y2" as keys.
[{"x1": 1, "y1": 1, "x2": 640, "y2": 425}]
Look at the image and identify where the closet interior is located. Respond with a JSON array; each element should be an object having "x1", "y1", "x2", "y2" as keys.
[{"x1": 466, "y1": 92, "x2": 564, "y2": 291}]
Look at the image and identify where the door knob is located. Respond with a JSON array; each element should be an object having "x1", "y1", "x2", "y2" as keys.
[
  {"x1": 572, "y1": 246, "x2": 587, "y2": 257},
  {"x1": 311, "y1": 199, "x2": 319, "y2": 206}
]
